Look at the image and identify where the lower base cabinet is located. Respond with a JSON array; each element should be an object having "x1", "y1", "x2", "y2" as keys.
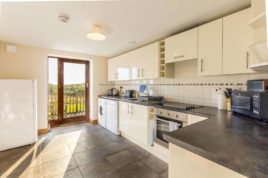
[
  {"x1": 169, "y1": 143, "x2": 247, "y2": 178},
  {"x1": 119, "y1": 101, "x2": 149, "y2": 145}
]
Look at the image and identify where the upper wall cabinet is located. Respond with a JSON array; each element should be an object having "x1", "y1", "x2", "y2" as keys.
[
  {"x1": 165, "y1": 28, "x2": 198, "y2": 63},
  {"x1": 223, "y1": 8, "x2": 254, "y2": 74},
  {"x1": 108, "y1": 57, "x2": 118, "y2": 81},
  {"x1": 198, "y1": 19, "x2": 223, "y2": 76},
  {"x1": 139, "y1": 42, "x2": 159, "y2": 79},
  {"x1": 108, "y1": 42, "x2": 159, "y2": 81}
]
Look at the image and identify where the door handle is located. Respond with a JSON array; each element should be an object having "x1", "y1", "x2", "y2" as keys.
[
  {"x1": 200, "y1": 59, "x2": 204, "y2": 73},
  {"x1": 246, "y1": 51, "x2": 249, "y2": 69},
  {"x1": 174, "y1": 55, "x2": 185, "y2": 59}
]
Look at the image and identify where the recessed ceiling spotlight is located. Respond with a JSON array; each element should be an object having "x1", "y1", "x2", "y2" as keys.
[
  {"x1": 58, "y1": 14, "x2": 70, "y2": 23},
  {"x1": 87, "y1": 25, "x2": 106, "y2": 41}
]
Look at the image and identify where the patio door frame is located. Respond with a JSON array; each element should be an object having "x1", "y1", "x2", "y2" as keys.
[{"x1": 49, "y1": 57, "x2": 90, "y2": 127}]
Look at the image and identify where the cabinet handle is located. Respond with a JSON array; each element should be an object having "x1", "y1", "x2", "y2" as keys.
[
  {"x1": 138, "y1": 69, "x2": 140, "y2": 78},
  {"x1": 141, "y1": 68, "x2": 144, "y2": 78},
  {"x1": 127, "y1": 104, "x2": 130, "y2": 114},
  {"x1": 174, "y1": 55, "x2": 185, "y2": 59},
  {"x1": 200, "y1": 59, "x2": 204, "y2": 73},
  {"x1": 246, "y1": 51, "x2": 249, "y2": 69}
]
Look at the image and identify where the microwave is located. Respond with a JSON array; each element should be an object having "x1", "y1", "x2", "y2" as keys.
[{"x1": 231, "y1": 90, "x2": 268, "y2": 122}]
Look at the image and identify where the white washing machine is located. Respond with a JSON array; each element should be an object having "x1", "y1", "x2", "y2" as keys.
[
  {"x1": 98, "y1": 98, "x2": 106, "y2": 128},
  {"x1": 106, "y1": 100, "x2": 120, "y2": 135}
]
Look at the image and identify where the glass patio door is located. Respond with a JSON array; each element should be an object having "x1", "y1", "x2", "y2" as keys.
[{"x1": 48, "y1": 57, "x2": 89, "y2": 127}]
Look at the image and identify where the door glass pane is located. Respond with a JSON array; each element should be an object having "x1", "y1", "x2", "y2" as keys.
[
  {"x1": 48, "y1": 57, "x2": 58, "y2": 120},
  {"x1": 63, "y1": 63, "x2": 86, "y2": 118}
]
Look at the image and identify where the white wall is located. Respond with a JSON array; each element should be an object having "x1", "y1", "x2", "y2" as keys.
[
  {"x1": 0, "y1": 41, "x2": 109, "y2": 129},
  {"x1": 113, "y1": 59, "x2": 268, "y2": 107}
]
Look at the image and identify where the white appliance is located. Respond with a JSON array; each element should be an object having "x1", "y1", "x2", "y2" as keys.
[
  {"x1": 98, "y1": 98, "x2": 106, "y2": 128},
  {"x1": 106, "y1": 100, "x2": 120, "y2": 135},
  {"x1": 0, "y1": 79, "x2": 38, "y2": 151}
]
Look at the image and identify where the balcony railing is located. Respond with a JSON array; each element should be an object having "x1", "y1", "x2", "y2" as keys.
[{"x1": 48, "y1": 94, "x2": 86, "y2": 120}]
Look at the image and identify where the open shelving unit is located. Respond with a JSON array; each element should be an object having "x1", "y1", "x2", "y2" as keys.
[{"x1": 158, "y1": 40, "x2": 175, "y2": 78}]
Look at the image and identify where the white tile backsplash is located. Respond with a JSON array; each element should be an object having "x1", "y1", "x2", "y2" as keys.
[{"x1": 108, "y1": 59, "x2": 268, "y2": 108}]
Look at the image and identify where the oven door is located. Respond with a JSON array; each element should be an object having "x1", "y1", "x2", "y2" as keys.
[
  {"x1": 231, "y1": 91, "x2": 252, "y2": 111},
  {"x1": 155, "y1": 117, "x2": 182, "y2": 147}
]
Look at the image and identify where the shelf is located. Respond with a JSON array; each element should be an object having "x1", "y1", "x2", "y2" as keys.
[
  {"x1": 249, "y1": 12, "x2": 266, "y2": 29},
  {"x1": 249, "y1": 62, "x2": 268, "y2": 71}
]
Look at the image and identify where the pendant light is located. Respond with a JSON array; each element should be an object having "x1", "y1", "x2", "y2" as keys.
[{"x1": 87, "y1": 25, "x2": 106, "y2": 41}]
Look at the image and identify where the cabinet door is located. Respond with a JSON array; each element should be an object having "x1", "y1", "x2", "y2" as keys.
[
  {"x1": 198, "y1": 19, "x2": 223, "y2": 76},
  {"x1": 128, "y1": 49, "x2": 140, "y2": 80},
  {"x1": 223, "y1": 8, "x2": 254, "y2": 74},
  {"x1": 165, "y1": 28, "x2": 198, "y2": 63},
  {"x1": 116, "y1": 54, "x2": 130, "y2": 80},
  {"x1": 140, "y1": 42, "x2": 159, "y2": 79},
  {"x1": 108, "y1": 58, "x2": 118, "y2": 81},
  {"x1": 130, "y1": 104, "x2": 148, "y2": 145},
  {"x1": 119, "y1": 102, "x2": 131, "y2": 134}
]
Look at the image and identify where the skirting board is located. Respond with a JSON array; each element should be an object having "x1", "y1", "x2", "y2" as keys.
[
  {"x1": 38, "y1": 128, "x2": 49, "y2": 135},
  {"x1": 89, "y1": 119, "x2": 98, "y2": 125}
]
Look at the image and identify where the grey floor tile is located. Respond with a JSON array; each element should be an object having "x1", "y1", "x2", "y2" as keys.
[
  {"x1": 105, "y1": 150, "x2": 141, "y2": 170},
  {"x1": 141, "y1": 155, "x2": 168, "y2": 174},
  {"x1": 79, "y1": 160, "x2": 117, "y2": 178},
  {"x1": 73, "y1": 148, "x2": 106, "y2": 166},
  {"x1": 42, "y1": 156, "x2": 77, "y2": 178},
  {"x1": 118, "y1": 161, "x2": 161, "y2": 178},
  {"x1": 50, "y1": 168, "x2": 83, "y2": 178}
]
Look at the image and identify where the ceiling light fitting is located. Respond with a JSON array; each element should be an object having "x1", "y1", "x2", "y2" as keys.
[{"x1": 87, "y1": 25, "x2": 106, "y2": 41}]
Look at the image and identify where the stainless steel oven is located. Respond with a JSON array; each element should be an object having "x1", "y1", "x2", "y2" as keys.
[{"x1": 154, "y1": 108, "x2": 187, "y2": 147}]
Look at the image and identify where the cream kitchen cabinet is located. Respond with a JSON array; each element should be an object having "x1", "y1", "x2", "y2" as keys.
[
  {"x1": 116, "y1": 54, "x2": 130, "y2": 80},
  {"x1": 169, "y1": 144, "x2": 247, "y2": 178},
  {"x1": 198, "y1": 19, "x2": 223, "y2": 76},
  {"x1": 108, "y1": 54, "x2": 130, "y2": 81},
  {"x1": 108, "y1": 57, "x2": 118, "y2": 81},
  {"x1": 128, "y1": 49, "x2": 140, "y2": 80},
  {"x1": 223, "y1": 8, "x2": 254, "y2": 74},
  {"x1": 139, "y1": 42, "x2": 159, "y2": 79},
  {"x1": 119, "y1": 101, "x2": 149, "y2": 145},
  {"x1": 165, "y1": 28, "x2": 198, "y2": 63}
]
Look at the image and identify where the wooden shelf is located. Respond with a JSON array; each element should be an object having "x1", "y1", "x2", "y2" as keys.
[{"x1": 249, "y1": 12, "x2": 266, "y2": 29}]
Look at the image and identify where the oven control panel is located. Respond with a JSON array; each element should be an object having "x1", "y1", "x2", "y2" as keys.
[{"x1": 155, "y1": 108, "x2": 187, "y2": 123}]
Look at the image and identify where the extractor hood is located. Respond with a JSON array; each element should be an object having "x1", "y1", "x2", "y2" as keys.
[{"x1": 248, "y1": 41, "x2": 268, "y2": 71}]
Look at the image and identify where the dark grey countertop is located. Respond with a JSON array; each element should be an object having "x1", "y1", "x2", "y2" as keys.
[
  {"x1": 164, "y1": 107, "x2": 268, "y2": 178},
  {"x1": 99, "y1": 95, "x2": 268, "y2": 177}
]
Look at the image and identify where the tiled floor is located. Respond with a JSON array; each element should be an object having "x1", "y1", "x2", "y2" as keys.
[{"x1": 0, "y1": 123, "x2": 168, "y2": 178}]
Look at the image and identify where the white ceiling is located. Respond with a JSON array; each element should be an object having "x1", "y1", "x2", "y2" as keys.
[{"x1": 0, "y1": 0, "x2": 250, "y2": 57}]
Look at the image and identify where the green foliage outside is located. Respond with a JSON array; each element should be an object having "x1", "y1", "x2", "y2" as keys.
[{"x1": 48, "y1": 83, "x2": 86, "y2": 120}]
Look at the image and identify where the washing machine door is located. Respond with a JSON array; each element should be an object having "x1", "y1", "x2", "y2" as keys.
[{"x1": 98, "y1": 99, "x2": 106, "y2": 128}]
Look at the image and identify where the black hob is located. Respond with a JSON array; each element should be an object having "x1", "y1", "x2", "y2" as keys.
[{"x1": 161, "y1": 102, "x2": 203, "y2": 110}]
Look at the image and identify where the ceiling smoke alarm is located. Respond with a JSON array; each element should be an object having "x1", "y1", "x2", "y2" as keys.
[{"x1": 58, "y1": 14, "x2": 70, "y2": 23}]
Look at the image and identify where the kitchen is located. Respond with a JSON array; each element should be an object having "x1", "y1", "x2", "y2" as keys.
[
  {"x1": 0, "y1": 0, "x2": 268, "y2": 178},
  {"x1": 99, "y1": 0, "x2": 268, "y2": 177}
]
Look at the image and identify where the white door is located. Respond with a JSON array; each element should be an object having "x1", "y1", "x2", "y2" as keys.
[
  {"x1": 130, "y1": 104, "x2": 148, "y2": 145},
  {"x1": 128, "y1": 49, "x2": 140, "y2": 80},
  {"x1": 140, "y1": 42, "x2": 159, "y2": 79},
  {"x1": 223, "y1": 8, "x2": 254, "y2": 74},
  {"x1": 198, "y1": 19, "x2": 223, "y2": 76},
  {"x1": 116, "y1": 54, "x2": 130, "y2": 80},
  {"x1": 119, "y1": 101, "x2": 131, "y2": 134},
  {"x1": 108, "y1": 58, "x2": 118, "y2": 81},
  {"x1": 98, "y1": 98, "x2": 106, "y2": 128},
  {"x1": 106, "y1": 100, "x2": 119, "y2": 135},
  {"x1": 166, "y1": 28, "x2": 198, "y2": 63},
  {"x1": 0, "y1": 80, "x2": 37, "y2": 151}
]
